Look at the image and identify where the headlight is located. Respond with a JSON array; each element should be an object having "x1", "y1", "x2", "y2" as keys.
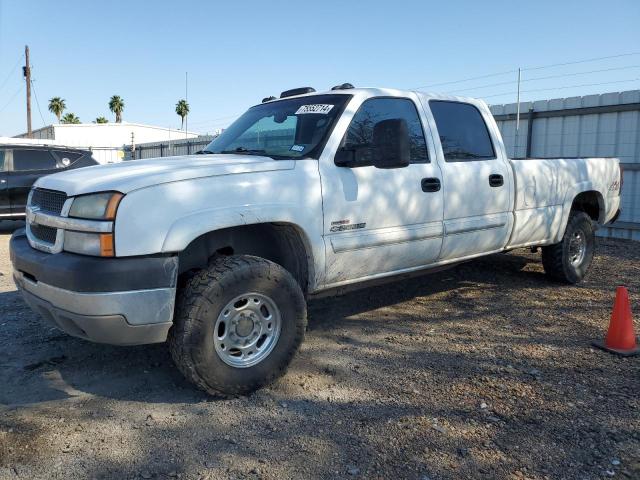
[
  {"x1": 68, "y1": 192, "x2": 123, "y2": 220},
  {"x1": 64, "y1": 192, "x2": 122, "y2": 257}
]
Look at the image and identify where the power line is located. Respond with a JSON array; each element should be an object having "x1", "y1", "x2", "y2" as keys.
[
  {"x1": 523, "y1": 64, "x2": 640, "y2": 82},
  {"x1": 411, "y1": 69, "x2": 516, "y2": 90},
  {"x1": 30, "y1": 79, "x2": 46, "y2": 127},
  {"x1": 482, "y1": 77, "x2": 640, "y2": 99},
  {"x1": 0, "y1": 84, "x2": 24, "y2": 113},
  {"x1": 522, "y1": 52, "x2": 640, "y2": 71},
  {"x1": 0, "y1": 53, "x2": 24, "y2": 92},
  {"x1": 412, "y1": 52, "x2": 640, "y2": 91},
  {"x1": 525, "y1": 77, "x2": 640, "y2": 93},
  {"x1": 447, "y1": 64, "x2": 640, "y2": 94}
]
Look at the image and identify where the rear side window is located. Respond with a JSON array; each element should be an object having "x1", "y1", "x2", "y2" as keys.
[
  {"x1": 12, "y1": 149, "x2": 57, "y2": 171},
  {"x1": 429, "y1": 101, "x2": 495, "y2": 162},
  {"x1": 0, "y1": 150, "x2": 5, "y2": 170},
  {"x1": 344, "y1": 98, "x2": 429, "y2": 163},
  {"x1": 52, "y1": 150, "x2": 83, "y2": 167}
]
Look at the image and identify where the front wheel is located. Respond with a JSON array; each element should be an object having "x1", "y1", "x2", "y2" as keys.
[
  {"x1": 541, "y1": 211, "x2": 595, "y2": 284},
  {"x1": 169, "y1": 255, "x2": 307, "y2": 396}
]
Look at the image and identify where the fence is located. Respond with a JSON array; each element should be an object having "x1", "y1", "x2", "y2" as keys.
[
  {"x1": 126, "y1": 135, "x2": 215, "y2": 160},
  {"x1": 126, "y1": 130, "x2": 299, "y2": 160},
  {"x1": 490, "y1": 90, "x2": 640, "y2": 241}
]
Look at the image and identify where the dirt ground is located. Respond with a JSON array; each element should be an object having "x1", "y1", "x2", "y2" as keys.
[{"x1": 0, "y1": 220, "x2": 638, "y2": 480}]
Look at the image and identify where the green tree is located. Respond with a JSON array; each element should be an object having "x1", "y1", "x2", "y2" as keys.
[
  {"x1": 108, "y1": 95, "x2": 125, "y2": 123},
  {"x1": 175, "y1": 99, "x2": 190, "y2": 129},
  {"x1": 61, "y1": 113, "x2": 81, "y2": 124},
  {"x1": 94, "y1": 116, "x2": 109, "y2": 124},
  {"x1": 48, "y1": 97, "x2": 66, "y2": 122}
]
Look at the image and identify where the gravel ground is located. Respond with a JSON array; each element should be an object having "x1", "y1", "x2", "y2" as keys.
[{"x1": 0, "y1": 220, "x2": 638, "y2": 480}]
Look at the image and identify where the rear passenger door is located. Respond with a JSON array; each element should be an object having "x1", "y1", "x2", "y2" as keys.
[
  {"x1": 0, "y1": 149, "x2": 10, "y2": 217},
  {"x1": 425, "y1": 100, "x2": 513, "y2": 261},
  {"x1": 8, "y1": 148, "x2": 60, "y2": 215}
]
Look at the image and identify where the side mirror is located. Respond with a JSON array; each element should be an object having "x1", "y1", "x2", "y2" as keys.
[{"x1": 371, "y1": 118, "x2": 410, "y2": 169}]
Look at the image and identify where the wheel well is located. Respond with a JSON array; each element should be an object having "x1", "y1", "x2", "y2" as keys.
[
  {"x1": 177, "y1": 223, "x2": 312, "y2": 293},
  {"x1": 571, "y1": 191, "x2": 603, "y2": 223}
]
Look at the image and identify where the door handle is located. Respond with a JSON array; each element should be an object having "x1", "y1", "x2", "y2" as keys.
[
  {"x1": 421, "y1": 177, "x2": 441, "y2": 192},
  {"x1": 0, "y1": 179, "x2": 6, "y2": 184},
  {"x1": 489, "y1": 174, "x2": 504, "y2": 187}
]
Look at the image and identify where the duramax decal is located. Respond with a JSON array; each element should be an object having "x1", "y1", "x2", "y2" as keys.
[{"x1": 330, "y1": 219, "x2": 366, "y2": 232}]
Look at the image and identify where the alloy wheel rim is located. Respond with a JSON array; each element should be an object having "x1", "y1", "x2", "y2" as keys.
[{"x1": 213, "y1": 293, "x2": 282, "y2": 368}]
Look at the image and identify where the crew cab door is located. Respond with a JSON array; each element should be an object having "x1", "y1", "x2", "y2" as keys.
[
  {"x1": 8, "y1": 148, "x2": 60, "y2": 215},
  {"x1": 0, "y1": 149, "x2": 9, "y2": 217},
  {"x1": 424, "y1": 99, "x2": 513, "y2": 260},
  {"x1": 319, "y1": 95, "x2": 444, "y2": 285}
]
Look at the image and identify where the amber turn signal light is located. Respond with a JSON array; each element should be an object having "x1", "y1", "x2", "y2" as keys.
[
  {"x1": 99, "y1": 233, "x2": 115, "y2": 257},
  {"x1": 105, "y1": 193, "x2": 124, "y2": 220}
]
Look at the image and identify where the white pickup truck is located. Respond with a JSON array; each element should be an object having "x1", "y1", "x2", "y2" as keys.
[{"x1": 11, "y1": 85, "x2": 622, "y2": 396}]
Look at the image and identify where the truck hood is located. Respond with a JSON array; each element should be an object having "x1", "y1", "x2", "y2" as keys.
[{"x1": 35, "y1": 154, "x2": 295, "y2": 196}]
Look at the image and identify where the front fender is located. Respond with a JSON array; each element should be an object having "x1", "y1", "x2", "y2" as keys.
[{"x1": 161, "y1": 203, "x2": 304, "y2": 252}]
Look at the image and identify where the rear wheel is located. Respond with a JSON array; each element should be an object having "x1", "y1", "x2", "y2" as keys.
[
  {"x1": 169, "y1": 255, "x2": 307, "y2": 396},
  {"x1": 541, "y1": 211, "x2": 595, "y2": 284}
]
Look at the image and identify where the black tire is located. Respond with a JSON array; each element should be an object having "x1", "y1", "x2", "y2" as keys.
[
  {"x1": 169, "y1": 255, "x2": 307, "y2": 396},
  {"x1": 541, "y1": 211, "x2": 595, "y2": 284}
]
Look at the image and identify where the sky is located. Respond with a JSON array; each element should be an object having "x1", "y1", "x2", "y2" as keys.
[{"x1": 0, "y1": 0, "x2": 639, "y2": 137}]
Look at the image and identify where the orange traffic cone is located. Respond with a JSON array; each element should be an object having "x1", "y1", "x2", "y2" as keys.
[{"x1": 593, "y1": 286, "x2": 639, "y2": 356}]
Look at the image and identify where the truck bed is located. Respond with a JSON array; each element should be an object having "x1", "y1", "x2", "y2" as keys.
[{"x1": 507, "y1": 157, "x2": 621, "y2": 248}]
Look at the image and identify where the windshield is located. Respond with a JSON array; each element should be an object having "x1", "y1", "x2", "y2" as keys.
[{"x1": 203, "y1": 94, "x2": 351, "y2": 160}]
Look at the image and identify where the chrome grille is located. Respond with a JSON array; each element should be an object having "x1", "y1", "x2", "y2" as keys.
[
  {"x1": 30, "y1": 224, "x2": 58, "y2": 244},
  {"x1": 31, "y1": 188, "x2": 67, "y2": 215}
]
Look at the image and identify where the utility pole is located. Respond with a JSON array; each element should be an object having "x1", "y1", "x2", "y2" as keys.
[
  {"x1": 24, "y1": 45, "x2": 32, "y2": 138},
  {"x1": 514, "y1": 67, "x2": 521, "y2": 158},
  {"x1": 185, "y1": 71, "x2": 188, "y2": 140}
]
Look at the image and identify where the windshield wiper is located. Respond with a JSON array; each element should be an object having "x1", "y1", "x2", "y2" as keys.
[
  {"x1": 196, "y1": 149, "x2": 214, "y2": 154},
  {"x1": 220, "y1": 147, "x2": 268, "y2": 155}
]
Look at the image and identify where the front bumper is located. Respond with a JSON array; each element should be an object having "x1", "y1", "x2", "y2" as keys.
[{"x1": 10, "y1": 230, "x2": 178, "y2": 345}]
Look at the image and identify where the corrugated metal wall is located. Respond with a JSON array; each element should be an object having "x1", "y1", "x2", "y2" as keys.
[{"x1": 490, "y1": 90, "x2": 640, "y2": 241}]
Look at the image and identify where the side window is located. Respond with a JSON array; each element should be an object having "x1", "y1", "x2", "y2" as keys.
[
  {"x1": 52, "y1": 150, "x2": 83, "y2": 168},
  {"x1": 343, "y1": 98, "x2": 429, "y2": 163},
  {"x1": 429, "y1": 101, "x2": 495, "y2": 162},
  {"x1": 12, "y1": 149, "x2": 57, "y2": 171},
  {"x1": 0, "y1": 150, "x2": 5, "y2": 171}
]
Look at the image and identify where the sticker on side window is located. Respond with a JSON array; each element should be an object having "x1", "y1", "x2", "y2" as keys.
[
  {"x1": 295, "y1": 104, "x2": 334, "y2": 115},
  {"x1": 290, "y1": 145, "x2": 305, "y2": 152}
]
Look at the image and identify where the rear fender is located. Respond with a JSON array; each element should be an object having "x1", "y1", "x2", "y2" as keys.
[{"x1": 553, "y1": 182, "x2": 603, "y2": 243}]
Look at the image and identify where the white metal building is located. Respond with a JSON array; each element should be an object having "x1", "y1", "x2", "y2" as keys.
[{"x1": 14, "y1": 123, "x2": 198, "y2": 164}]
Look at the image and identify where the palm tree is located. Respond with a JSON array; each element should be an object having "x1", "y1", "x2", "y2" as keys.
[
  {"x1": 175, "y1": 99, "x2": 190, "y2": 129},
  {"x1": 94, "y1": 116, "x2": 108, "y2": 124},
  {"x1": 48, "y1": 97, "x2": 66, "y2": 123},
  {"x1": 61, "y1": 113, "x2": 81, "y2": 124},
  {"x1": 108, "y1": 95, "x2": 125, "y2": 123}
]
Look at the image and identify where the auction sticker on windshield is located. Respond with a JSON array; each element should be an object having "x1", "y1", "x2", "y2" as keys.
[{"x1": 295, "y1": 104, "x2": 334, "y2": 115}]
